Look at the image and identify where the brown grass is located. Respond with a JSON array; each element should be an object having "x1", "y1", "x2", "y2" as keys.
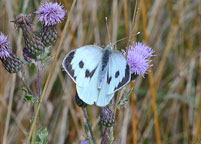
[{"x1": 0, "y1": 0, "x2": 200, "y2": 143}]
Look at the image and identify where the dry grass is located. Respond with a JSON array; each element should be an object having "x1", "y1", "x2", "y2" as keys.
[{"x1": 0, "y1": 0, "x2": 200, "y2": 143}]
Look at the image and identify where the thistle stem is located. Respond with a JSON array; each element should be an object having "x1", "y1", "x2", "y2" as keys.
[
  {"x1": 31, "y1": 62, "x2": 42, "y2": 143},
  {"x1": 82, "y1": 107, "x2": 96, "y2": 144},
  {"x1": 26, "y1": 0, "x2": 77, "y2": 142},
  {"x1": 101, "y1": 127, "x2": 110, "y2": 144},
  {"x1": 36, "y1": 62, "x2": 42, "y2": 98},
  {"x1": 17, "y1": 72, "x2": 34, "y2": 97}
]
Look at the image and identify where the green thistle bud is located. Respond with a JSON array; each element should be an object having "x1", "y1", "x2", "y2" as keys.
[
  {"x1": 40, "y1": 24, "x2": 57, "y2": 46},
  {"x1": 1, "y1": 53, "x2": 23, "y2": 73}
]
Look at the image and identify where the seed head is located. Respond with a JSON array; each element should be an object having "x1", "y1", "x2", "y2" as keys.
[
  {"x1": 13, "y1": 13, "x2": 33, "y2": 28},
  {"x1": 14, "y1": 14, "x2": 44, "y2": 58}
]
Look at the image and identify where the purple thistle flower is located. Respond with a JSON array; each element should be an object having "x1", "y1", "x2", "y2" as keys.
[
  {"x1": 122, "y1": 42, "x2": 155, "y2": 78},
  {"x1": 80, "y1": 141, "x2": 89, "y2": 144},
  {"x1": 0, "y1": 33, "x2": 11, "y2": 60},
  {"x1": 35, "y1": 2, "x2": 66, "y2": 26}
]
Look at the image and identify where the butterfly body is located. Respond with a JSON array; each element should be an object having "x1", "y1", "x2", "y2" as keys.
[
  {"x1": 98, "y1": 46, "x2": 111, "y2": 89},
  {"x1": 62, "y1": 44, "x2": 131, "y2": 107}
]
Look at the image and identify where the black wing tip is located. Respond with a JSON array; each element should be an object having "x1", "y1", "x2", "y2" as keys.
[
  {"x1": 114, "y1": 63, "x2": 131, "y2": 91},
  {"x1": 62, "y1": 51, "x2": 76, "y2": 81}
]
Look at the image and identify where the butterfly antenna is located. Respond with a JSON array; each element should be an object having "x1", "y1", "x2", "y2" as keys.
[
  {"x1": 113, "y1": 32, "x2": 140, "y2": 45},
  {"x1": 105, "y1": 17, "x2": 111, "y2": 44}
]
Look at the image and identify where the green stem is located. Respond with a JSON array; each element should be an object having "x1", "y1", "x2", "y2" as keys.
[{"x1": 82, "y1": 108, "x2": 96, "y2": 144}]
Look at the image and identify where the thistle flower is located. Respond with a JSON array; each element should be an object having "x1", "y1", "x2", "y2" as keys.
[
  {"x1": 80, "y1": 141, "x2": 89, "y2": 144},
  {"x1": 14, "y1": 14, "x2": 44, "y2": 59},
  {"x1": 35, "y1": 2, "x2": 66, "y2": 26},
  {"x1": 100, "y1": 107, "x2": 115, "y2": 127},
  {"x1": 122, "y1": 42, "x2": 155, "y2": 78},
  {"x1": 0, "y1": 33, "x2": 22, "y2": 73},
  {"x1": 0, "y1": 34, "x2": 10, "y2": 59},
  {"x1": 35, "y1": 2, "x2": 66, "y2": 46}
]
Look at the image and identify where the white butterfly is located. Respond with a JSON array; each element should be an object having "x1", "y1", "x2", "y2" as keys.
[{"x1": 62, "y1": 44, "x2": 131, "y2": 107}]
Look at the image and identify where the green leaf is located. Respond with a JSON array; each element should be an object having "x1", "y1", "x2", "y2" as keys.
[
  {"x1": 32, "y1": 97, "x2": 39, "y2": 104},
  {"x1": 84, "y1": 124, "x2": 89, "y2": 137},
  {"x1": 36, "y1": 128, "x2": 48, "y2": 144},
  {"x1": 24, "y1": 95, "x2": 32, "y2": 102},
  {"x1": 22, "y1": 87, "x2": 39, "y2": 104},
  {"x1": 22, "y1": 87, "x2": 33, "y2": 102}
]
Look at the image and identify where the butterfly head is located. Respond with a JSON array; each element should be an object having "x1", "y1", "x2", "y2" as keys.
[{"x1": 105, "y1": 43, "x2": 115, "y2": 50}]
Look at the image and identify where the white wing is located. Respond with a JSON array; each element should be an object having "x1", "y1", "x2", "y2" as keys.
[
  {"x1": 62, "y1": 45, "x2": 103, "y2": 87},
  {"x1": 107, "y1": 51, "x2": 131, "y2": 94},
  {"x1": 96, "y1": 50, "x2": 131, "y2": 106},
  {"x1": 76, "y1": 64, "x2": 101, "y2": 105}
]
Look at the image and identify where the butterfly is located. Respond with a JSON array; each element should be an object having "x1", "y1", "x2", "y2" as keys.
[{"x1": 62, "y1": 44, "x2": 131, "y2": 107}]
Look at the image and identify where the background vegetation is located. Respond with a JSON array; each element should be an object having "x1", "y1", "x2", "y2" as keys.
[{"x1": 0, "y1": 0, "x2": 200, "y2": 143}]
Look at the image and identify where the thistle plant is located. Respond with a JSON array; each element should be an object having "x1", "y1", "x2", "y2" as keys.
[
  {"x1": 35, "y1": 2, "x2": 66, "y2": 47},
  {"x1": 0, "y1": 2, "x2": 66, "y2": 144},
  {"x1": 13, "y1": 14, "x2": 44, "y2": 60},
  {"x1": 0, "y1": 33, "x2": 22, "y2": 73}
]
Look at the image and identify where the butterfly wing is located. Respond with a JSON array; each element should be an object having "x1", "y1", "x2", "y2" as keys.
[
  {"x1": 76, "y1": 64, "x2": 102, "y2": 105},
  {"x1": 96, "y1": 50, "x2": 131, "y2": 106},
  {"x1": 62, "y1": 45, "x2": 103, "y2": 87},
  {"x1": 107, "y1": 50, "x2": 131, "y2": 94}
]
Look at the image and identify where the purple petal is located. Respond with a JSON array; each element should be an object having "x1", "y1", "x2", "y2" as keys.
[
  {"x1": 35, "y1": 2, "x2": 66, "y2": 26},
  {"x1": 122, "y1": 42, "x2": 155, "y2": 77},
  {"x1": 80, "y1": 141, "x2": 89, "y2": 144},
  {"x1": 0, "y1": 33, "x2": 11, "y2": 59}
]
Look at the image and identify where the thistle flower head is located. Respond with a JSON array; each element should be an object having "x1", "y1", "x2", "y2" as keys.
[
  {"x1": 35, "y1": 2, "x2": 66, "y2": 26},
  {"x1": 0, "y1": 33, "x2": 11, "y2": 60},
  {"x1": 0, "y1": 33, "x2": 22, "y2": 73},
  {"x1": 122, "y1": 42, "x2": 155, "y2": 78},
  {"x1": 100, "y1": 107, "x2": 115, "y2": 127}
]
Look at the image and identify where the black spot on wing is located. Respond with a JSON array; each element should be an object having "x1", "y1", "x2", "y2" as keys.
[
  {"x1": 115, "y1": 71, "x2": 119, "y2": 78},
  {"x1": 85, "y1": 69, "x2": 90, "y2": 77},
  {"x1": 79, "y1": 61, "x2": 84, "y2": 68},
  {"x1": 107, "y1": 73, "x2": 112, "y2": 84},
  {"x1": 85, "y1": 67, "x2": 97, "y2": 78},
  {"x1": 114, "y1": 64, "x2": 130, "y2": 91}
]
